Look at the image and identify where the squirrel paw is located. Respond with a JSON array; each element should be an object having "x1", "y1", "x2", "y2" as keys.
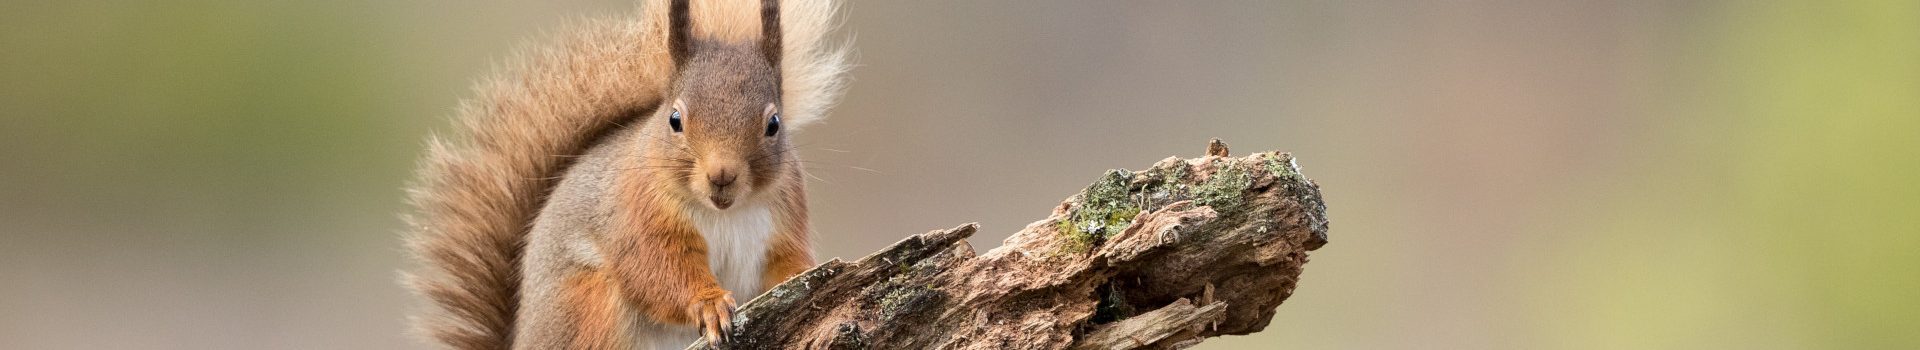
[{"x1": 688, "y1": 289, "x2": 738, "y2": 346}]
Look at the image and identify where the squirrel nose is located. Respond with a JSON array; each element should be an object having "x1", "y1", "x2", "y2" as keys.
[{"x1": 707, "y1": 168, "x2": 737, "y2": 188}]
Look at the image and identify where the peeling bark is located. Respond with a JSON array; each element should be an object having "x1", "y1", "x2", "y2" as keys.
[{"x1": 692, "y1": 141, "x2": 1330, "y2": 350}]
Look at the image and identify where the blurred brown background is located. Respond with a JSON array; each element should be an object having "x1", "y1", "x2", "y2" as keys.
[{"x1": 3, "y1": 1, "x2": 1916, "y2": 349}]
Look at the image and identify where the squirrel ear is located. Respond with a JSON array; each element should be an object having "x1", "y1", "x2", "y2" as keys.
[
  {"x1": 760, "y1": 0, "x2": 782, "y2": 78},
  {"x1": 668, "y1": 0, "x2": 693, "y2": 68}
]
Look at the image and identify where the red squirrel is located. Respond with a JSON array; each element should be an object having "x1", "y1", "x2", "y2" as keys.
[{"x1": 402, "y1": 0, "x2": 848, "y2": 348}]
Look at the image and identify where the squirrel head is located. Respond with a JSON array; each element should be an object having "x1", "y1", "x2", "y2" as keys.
[{"x1": 649, "y1": 0, "x2": 791, "y2": 211}]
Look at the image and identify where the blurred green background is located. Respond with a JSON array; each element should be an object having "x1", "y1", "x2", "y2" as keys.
[{"x1": 3, "y1": 1, "x2": 1915, "y2": 349}]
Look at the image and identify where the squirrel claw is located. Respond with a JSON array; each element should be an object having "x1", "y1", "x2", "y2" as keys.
[{"x1": 692, "y1": 291, "x2": 739, "y2": 347}]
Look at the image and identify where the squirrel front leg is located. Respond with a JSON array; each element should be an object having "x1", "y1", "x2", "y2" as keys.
[
  {"x1": 762, "y1": 183, "x2": 816, "y2": 290},
  {"x1": 603, "y1": 201, "x2": 736, "y2": 345}
]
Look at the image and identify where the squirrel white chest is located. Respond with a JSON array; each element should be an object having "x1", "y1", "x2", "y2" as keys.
[{"x1": 685, "y1": 202, "x2": 775, "y2": 297}]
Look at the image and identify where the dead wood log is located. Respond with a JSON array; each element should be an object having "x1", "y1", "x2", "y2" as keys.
[{"x1": 692, "y1": 140, "x2": 1330, "y2": 350}]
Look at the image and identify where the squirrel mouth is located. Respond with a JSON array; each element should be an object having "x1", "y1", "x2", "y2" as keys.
[{"x1": 708, "y1": 195, "x2": 734, "y2": 209}]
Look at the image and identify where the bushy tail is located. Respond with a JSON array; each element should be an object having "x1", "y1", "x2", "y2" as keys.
[{"x1": 401, "y1": 1, "x2": 847, "y2": 349}]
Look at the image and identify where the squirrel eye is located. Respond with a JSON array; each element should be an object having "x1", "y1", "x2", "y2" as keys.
[
  {"x1": 668, "y1": 109, "x2": 683, "y2": 133},
  {"x1": 765, "y1": 113, "x2": 781, "y2": 137}
]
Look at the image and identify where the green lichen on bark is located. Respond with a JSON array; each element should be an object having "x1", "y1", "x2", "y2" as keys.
[
  {"x1": 1055, "y1": 155, "x2": 1269, "y2": 254},
  {"x1": 1160, "y1": 160, "x2": 1191, "y2": 184},
  {"x1": 1264, "y1": 152, "x2": 1296, "y2": 178},
  {"x1": 1193, "y1": 162, "x2": 1252, "y2": 214},
  {"x1": 1261, "y1": 152, "x2": 1310, "y2": 191},
  {"x1": 1056, "y1": 169, "x2": 1144, "y2": 254},
  {"x1": 1054, "y1": 153, "x2": 1287, "y2": 254}
]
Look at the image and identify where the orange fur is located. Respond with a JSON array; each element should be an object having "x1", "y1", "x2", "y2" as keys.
[
  {"x1": 763, "y1": 170, "x2": 816, "y2": 288},
  {"x1": 560, "y1": 270, "x2": 631, "y2": 350},
  {"x1": 605, "y1": 176, "x2": 726, "y2": 327}
]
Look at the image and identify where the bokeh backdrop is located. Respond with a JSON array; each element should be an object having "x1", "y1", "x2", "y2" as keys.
[{"x1": 4, "y1": 1, "x2": 1916, "y2": 349}]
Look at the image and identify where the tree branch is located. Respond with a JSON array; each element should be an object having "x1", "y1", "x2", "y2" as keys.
[{"x1": 694, "y1": 140, "x2": 1330, "y2": 349}]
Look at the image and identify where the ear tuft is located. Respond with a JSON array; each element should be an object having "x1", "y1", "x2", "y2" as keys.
[
  {"x1": 760, "y1": 0, "x2": 783, "y2": 79},
  {"x1": 668, "y1": 0, "x2": 693, "y2": 68}
]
